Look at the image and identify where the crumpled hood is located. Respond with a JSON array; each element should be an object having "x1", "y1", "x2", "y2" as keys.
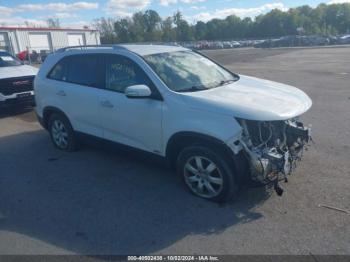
[
  {"x1": 0, "y1": 65, "x2": 38, "y2": 79},
  {"x1": 181, "y1": 75, "x2": 312, "y2": 121}
]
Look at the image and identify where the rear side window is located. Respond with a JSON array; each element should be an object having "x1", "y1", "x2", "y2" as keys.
[
  {"x1": 48, "y1": 54, "x2": 99, "y2": 87},
  {"x1": 67, "y1": 55, "x2": 99, "y2": 87}
]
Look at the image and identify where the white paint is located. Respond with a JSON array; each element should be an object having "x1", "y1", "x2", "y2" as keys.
[
  {"x1": 28, "y1": 33, "x2": 51, "y2": 52},
  {"x1": 180, "y1": 74, "x2": 312, "y2": 121},
  {"x1": 35, "y1": 46, "x2": 312, "y2": 157},
  {"x1": 0, "y1": 64, "x2": 38, "y2": 79},
  {"x1": 120, "y1": 44, "x2": 187, "y2": 56},
  {"x1": 0, "y1": 29, "x2": 100, "y2": 54},
  {"x1": 67, "y1": 33, "x2": 85, "y2": 46}
]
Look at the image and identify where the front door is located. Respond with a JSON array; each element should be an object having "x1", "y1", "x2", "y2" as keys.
[{"x1": 99, "y1": 54, "x2": 163, "y2": 154}]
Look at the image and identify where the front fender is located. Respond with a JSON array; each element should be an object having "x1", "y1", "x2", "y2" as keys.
[{"x1": 162, "y1": 105, "x2": 243, "y2": 155}]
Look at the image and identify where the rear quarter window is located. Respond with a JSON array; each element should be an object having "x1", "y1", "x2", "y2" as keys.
[{"x1": 48, "y1": 59, "x2": 68, "y2": 81}]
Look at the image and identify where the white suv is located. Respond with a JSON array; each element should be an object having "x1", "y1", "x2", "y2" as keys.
[{"x1": 35, "y1": 45, "x2": 312, "y2": 202}]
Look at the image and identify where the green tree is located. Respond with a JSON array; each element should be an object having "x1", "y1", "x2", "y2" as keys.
[
  {"x1": 94, "y1": 17, "x2": 117, "y2": 44},
  {"x1": 173, "y1": 11, "x2": 193, "y2": 41},
  {"x1": 114, "y1": 18, "x2": 132, "y2": 43},
  {"x1": 47, "y1": 18, "x2": 60, "y2": 28},
  {"x1": 194, "y1": 21, "x2": 207, "y2": 40},
  {"x1": 96, "y1": 3, "x2": 350, "y2": 44},
  {"x1": 143, "y1": 10, "x2": 162, "y2": 42},
  {"x1": 162, "y1": 17, "x2": 175, "y2": 41}
]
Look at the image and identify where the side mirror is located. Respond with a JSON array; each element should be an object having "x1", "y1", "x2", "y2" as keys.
[{"x1": 125, "y1": 84, "x2": 152, "y2": 99}]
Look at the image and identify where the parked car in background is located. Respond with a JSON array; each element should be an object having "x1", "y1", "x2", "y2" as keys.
[
  {"x1": 223, "y1": 41, "x2": 233, "y2": 49},
  {"x1": 254, "y1": 35, "x2": 333, "y2": 48},
  {"x1": 35, "y1": 45, "x2": 312, "y2": 202},
  {"x1": 0, "y1": 50, "x2": 38, "y2": 108},
  {"x1": 338, "y1": 35, "x2": 350, "y2": 44},
  {"x1": 231, "y1": 41, "x2": 241, "y2": 48},
  {"x1": 213, "y1": 41, "x2": 224, "y2": 49}
]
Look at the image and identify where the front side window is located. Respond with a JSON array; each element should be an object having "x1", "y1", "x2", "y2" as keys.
[
  {"x1": 143, "y1": 50, "x2": 238, "y2": 92},
  {"x1": 105, "y1": 55, "x2": 152, "y2": 93}
]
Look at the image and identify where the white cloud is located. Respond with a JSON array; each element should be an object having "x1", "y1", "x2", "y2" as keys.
[
  {"x1": 159, "y1": 0, "x2": 177, "y2": 6},
  {"x1": 105, "y1": 0, "x2": 151, "y2": 16},
  {"x1": 0, "y1": 6, "x2": 14, "y2": 16},
  {"x1": 181, "y1": 0, "x2": 205, "y2": 3},
  {"x1": 106, "y1": 0, "x2": 151, "y2": 10},
  {"x1": 190, "y1": 5, "x2": 206, "y2": 10},
  {"x1": 190, "y1": 2, "x2": 288, "y2": 22},
  {"x1": 61, "y1": 20, "x2": 92, "y2": 28},
  {"x1": 159, "y1": 0, "x2": 205, "y2": 6},
  {"x1": 16, "y1": 2, "x2": 98, "y2": 12},
  {"x1": 0, "y1": 15, "x2": 92, "y2": 29},
  {"x1": 328, "y1": 0, "x2": 350, "y2": 3},
  {"x1": 52, "y1": 12, "x2": 79, "y2": 19},
  {"x1": 0, "y1": 16, "x2": 47, "y2": 27},
  {"x1": 0, "y1": 2, "x2": 98, "y2": 28}
]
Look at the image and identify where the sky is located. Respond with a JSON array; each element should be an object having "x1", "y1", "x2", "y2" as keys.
[{"x1": 0, "y1": 0, "x2": 349, "y2": 28}]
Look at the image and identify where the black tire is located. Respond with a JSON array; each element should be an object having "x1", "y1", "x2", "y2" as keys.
[
  {"x1": 48, "y1": 113, "x2": 78, "y2": 152},
  {"x1": 177, "y1": 145, "x2": 239, "y2": 202}
]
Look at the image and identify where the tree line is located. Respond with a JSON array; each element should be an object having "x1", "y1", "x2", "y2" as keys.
[{"x1": 94, "y1": 3, "x2": 350, "y2": 44}]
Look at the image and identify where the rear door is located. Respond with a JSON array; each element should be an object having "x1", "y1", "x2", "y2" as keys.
[{"x1": 47, "y1": 54, "x2": 103, "y2": 137}]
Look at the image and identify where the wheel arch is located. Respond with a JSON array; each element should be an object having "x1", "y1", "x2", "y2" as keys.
[
  {"x1": 42, "y1": 106, "x2": 71, "y2": 130},
  {"x1": 165, "y1": 131, "x2": 247, "y2": 182}
]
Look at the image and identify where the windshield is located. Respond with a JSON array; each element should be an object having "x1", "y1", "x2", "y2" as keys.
[
  {"x1": 143, "y1": 50, "x2": 238, "y2": 92},
  {"x1": 0, "y1": 52, "x2": 22, "y2": 67}
]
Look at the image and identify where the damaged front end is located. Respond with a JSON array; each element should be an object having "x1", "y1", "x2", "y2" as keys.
[{"x1": 238, "y1": 118, "x2": 311, "y2": 195}]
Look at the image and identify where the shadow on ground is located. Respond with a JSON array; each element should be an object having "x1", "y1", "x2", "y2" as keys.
[
  {"x1": 0, "y1": 130, "x2": 271, "y2": 254},
  {"x1": 0, "y1": 106, "x2": 36, "y2": 122}
]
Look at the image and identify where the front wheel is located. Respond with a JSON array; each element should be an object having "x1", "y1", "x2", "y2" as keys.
[{"x1": 177, "y1": 145, "x2": 238, "y2": 202}]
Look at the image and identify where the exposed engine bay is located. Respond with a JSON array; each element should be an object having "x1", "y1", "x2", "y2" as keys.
[{"x1": 238, "y1": 118, "x2": 311, "y2": 195}]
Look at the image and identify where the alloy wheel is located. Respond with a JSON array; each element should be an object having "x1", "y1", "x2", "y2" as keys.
[
  {"x1": 183, "y1": 156, "x2": 224, "y2": 198},
  {"x1": 51, "y1": 119, "x2": 69, "y2": 149}
]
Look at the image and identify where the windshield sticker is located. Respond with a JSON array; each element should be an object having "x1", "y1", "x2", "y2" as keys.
[{"x1": 0, "y1": 56, "x2": 15, "y2": 61}]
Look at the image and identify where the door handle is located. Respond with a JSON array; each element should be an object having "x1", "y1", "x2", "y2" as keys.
[
  {"x1": 56, "y1": 90, "x2": 66, "y2": 96},
  {"x1": 100, "y1": 100, "x2": 114, "y2": 108}
]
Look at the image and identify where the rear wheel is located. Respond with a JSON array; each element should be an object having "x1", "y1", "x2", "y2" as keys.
[
  {"x1": 177, "y1": 145, "x2": 238, "y2": 202},
  {"x1": 48, "y1": 113, "x2": 78, "y2": 151}
]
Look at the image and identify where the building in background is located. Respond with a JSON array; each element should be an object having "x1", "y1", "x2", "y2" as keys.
[{"x1": 0, "y1": 27, "x2": 100, "y2": 56}]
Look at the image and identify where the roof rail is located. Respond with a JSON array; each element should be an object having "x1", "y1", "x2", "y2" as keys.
[{"x1": 56, "y1": 45, "x2": 127, "y2": 53}]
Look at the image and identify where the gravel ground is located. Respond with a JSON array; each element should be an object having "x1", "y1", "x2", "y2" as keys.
[{"x1": 0, "y1": 47, "x2": 349, "y2": 255}]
